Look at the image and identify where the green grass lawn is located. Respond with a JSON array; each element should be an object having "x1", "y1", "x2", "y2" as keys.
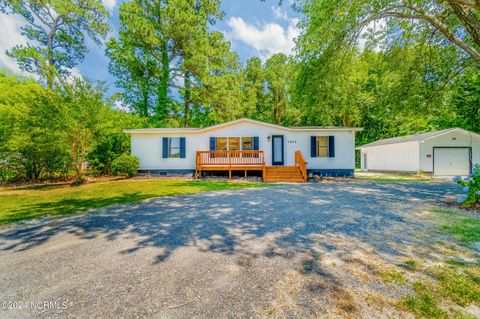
[
  {"x1": 432, "y1": 209, "x2": 480, "y2": 243},
  {"x1": 355, "y1": 171, "x2": 433, "y2": 183},
  {"x1": 399, "y1": 209, "x2": 480, "y2": 318},
  {"x1": 0, "y1": 179, "x2": 271, "y2": 225}
]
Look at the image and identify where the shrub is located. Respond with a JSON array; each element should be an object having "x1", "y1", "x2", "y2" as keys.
[
  {"x1": 453, "y1": 163, "x2": 480, "y2": 206},
  {"x1": 111, "y1": 154, "x2": 139, "y2": 178},
  {"x1": 88, "y1": 134, "x2": 130, "y2": 175},
  {"x1": 0, "y1": 153, "x2": 25, "y2": 182}
]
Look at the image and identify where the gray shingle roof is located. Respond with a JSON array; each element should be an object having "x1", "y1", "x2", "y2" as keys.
[
  {"x1": 359, "y1": 128, "x2": 460, "y2": 148},
  {"x1": 125, "y1": 118, "x2": 363, "y2": 134}
]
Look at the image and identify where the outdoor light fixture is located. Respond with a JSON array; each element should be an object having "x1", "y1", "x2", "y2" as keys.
[{"x1": 267, "y1": 136, "x2": 271, "y2": 142}]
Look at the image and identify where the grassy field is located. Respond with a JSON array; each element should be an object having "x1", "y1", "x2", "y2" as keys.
[
  {"x1": 0, "y1": 178, "x2": 270, "y2": 225},
  {"x1": 355, "y1": 170, "x2": 433, "y2": 183},
  {"x1": 431, "y1": 209, "x2": 480, "y2": 243},
  {"x1": 395, "y1": 209, "x2": 480, "y2": 318}
]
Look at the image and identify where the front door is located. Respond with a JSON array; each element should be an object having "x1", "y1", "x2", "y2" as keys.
[{"x1": 272, "y1": 135, "x2": 284, "y2": 165}]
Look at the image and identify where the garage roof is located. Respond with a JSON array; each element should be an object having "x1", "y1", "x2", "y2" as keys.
[{"x1": 358, "y1": 128, "x2": 479, "y2": 148}]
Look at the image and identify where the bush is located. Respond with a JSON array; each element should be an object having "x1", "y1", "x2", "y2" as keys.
[
  {"x1": 0, "y1": 153, "x2": 25, "y2": 182},
  {"x1": 453, "y1": 163, "x2": 480, "y2": 206},
  {"x1": 88, "y1": 134, "x2": 130, "y2": 175},
  {"x1": 111, "y1": 154, "x2": 139, "y2": 178}
]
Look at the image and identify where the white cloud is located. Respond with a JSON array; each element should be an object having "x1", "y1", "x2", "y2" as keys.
[
  {"x1": 102, "y1": 0, "x2": 116, "y2": 11},
  {"x1": 226, "y1": 16, "x2": 300, "y2": 60},
  {"x1": 0, "y1": 15, "x2": 29, "y2": 75},
  {"x1": 112, "y1": 99, "x2": 129, "y2": 112},
  {"x1": 69, "y1": 67, "x2": 83, "y2": 79},
  {"x1": 272, "y1": 6, "x2": 288, "y2": 21}
]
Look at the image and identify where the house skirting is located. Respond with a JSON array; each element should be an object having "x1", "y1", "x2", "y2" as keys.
[
  {"x1": 138, "y1": 169, "x2": 196, "y2": 176},
  {"x1": 138, "y1": 168, "x2": 354, "y2": 178},
  {"x1": 307, "y1": 169, "x2": 354, "y2": 177}
]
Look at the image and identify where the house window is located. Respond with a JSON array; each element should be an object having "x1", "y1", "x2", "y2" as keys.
[
  {"x1": 229, "y1": 137, "x2": 240, "y2": 151},
  {"x1": 316, "y1": 136, "x2": 329, "y2": 157},
  {"x1": 168, "y1": 137, "x2": 181, "y2": 158},
  {"x1": 216, "y1": 137, "x2": 228, "y2": 151},
  {"x1": 215, "y1": 137, "x2": 253, "y2": 150},
  {"x1": 242, "y1": 137, "x2": 253, "y2": 150}
]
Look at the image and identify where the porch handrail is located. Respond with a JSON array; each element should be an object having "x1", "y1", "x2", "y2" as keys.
[
  {"x1": 295, "y1": 150, "x2": 307, "y2": 182},
  {"x1": 196, "y1": 150, "x2": 265, "y2": 166}
]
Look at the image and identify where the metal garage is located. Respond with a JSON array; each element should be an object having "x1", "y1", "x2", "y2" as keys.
[{"x1": 358, "y1": 128, "x2": 480, "y2": 176}]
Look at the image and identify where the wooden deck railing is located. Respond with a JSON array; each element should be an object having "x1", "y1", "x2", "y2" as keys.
[
  {"x1": 295, "y1": 150, "x2": 307, "y2": 182},
  {"x1": 196, "y1": 150, "x2": 265, "y2": 179},
  {"x1": 196, "y1": 150, "x2": 265, "y2": 166}
]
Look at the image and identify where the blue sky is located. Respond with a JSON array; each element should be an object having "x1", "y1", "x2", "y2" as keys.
[{"x1": 0, "y1": 0, "x2": 301, "y2": 97}]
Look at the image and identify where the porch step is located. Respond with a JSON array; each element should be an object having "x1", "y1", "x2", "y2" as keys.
[{"x1": 264, "y1": 166, "x2": 306, "y2": 183}]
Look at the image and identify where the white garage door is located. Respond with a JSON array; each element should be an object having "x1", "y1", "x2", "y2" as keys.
[{"x1": 433, "y1": 147, "x2": 470, "y2": 176}]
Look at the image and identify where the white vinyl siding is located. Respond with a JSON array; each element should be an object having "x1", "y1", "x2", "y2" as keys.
[
  {"x1": 360, "y1": 142, "x2": 419, "y2": 172},
  {"x1": 419, "y1": 131, "x2": 480, "y2": 173},
  {"x1": 360, "y1": 129, "x2": 480, "y2": 175},
  {"x1": 131, "y1": 121, "x2": 356, "y2": 170}
]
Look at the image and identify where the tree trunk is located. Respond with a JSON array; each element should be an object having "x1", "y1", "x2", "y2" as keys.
[
  {"x1": 155, "y1": 41, "x2": 170, "y2": 125},
  {"x1": 33, "y1": 163, "x2": 42, "y2": 181},
  {"x1": 46, "y1": 16, "x2": 60, "y2": 89},
  {"x1": 74, "y1": 162, "x2": 83, "y2": 184},
  {"x1": 448, "y1": 2, "x2": 480, "y2": 47},
  {"x1": 365, "y1": 4, "x2": 480, "y2": 64},
  {"x1": 72, "y1": 143, "x2": 85, "y2": 185},
  {"x1": 141, "y1": 83, "x2": 149, "y2": 117},
  {"x1": 184, "y1": 71, "x2": 192, "y2": 127}
]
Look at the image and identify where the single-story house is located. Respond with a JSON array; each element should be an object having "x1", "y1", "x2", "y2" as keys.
[
  {"x1": 125, "y1": 118, "x2": 362, "y2": 182},
  {"x1": 357, "y1": 128, "x2": 480, "y2": 176}
]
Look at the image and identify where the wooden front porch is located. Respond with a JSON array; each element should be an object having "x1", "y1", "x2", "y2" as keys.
[{"x1": 195, "y1": 150, "x2": 307, "y2": 182}]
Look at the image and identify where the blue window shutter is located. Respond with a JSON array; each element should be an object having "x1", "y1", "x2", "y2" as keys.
[
  {"x1": 162, "y1": 137, "x2": 169, "y2": 158},
  {"x1": 180, "y1": 137, "x2": 186, "y2": 158},
  {"x1": 253, "y1": 136, "x2": 259, "y2": 150},
  {"x1": 329, "y1": 136, "x2": 335, "y2": 157},
  {"x1": 311, "y1": 136, "x2": 317, "y2": 157},
  {"x1": 209, "y1": 137, "x2": 216, "y2": 150}
]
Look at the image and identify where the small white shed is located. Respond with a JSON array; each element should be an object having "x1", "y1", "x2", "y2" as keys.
[{"x1": 357, "y1": 128, "x2": 480, "y2": 176}]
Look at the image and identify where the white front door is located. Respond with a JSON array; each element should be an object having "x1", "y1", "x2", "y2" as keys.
[{"x1": 433, "y1": 147, "x2": 470, "y2": 176}]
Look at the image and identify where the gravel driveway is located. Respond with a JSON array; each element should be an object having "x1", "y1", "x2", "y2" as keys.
[{"x1": 0, "y1": 181, "x2": 464, "y2": 318}]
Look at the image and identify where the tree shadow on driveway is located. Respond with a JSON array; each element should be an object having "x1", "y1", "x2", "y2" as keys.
[{"x1": 0, "y1": 181, "x2": 461, "y2": 263}]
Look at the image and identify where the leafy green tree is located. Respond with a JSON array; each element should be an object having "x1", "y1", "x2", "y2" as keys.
[
  {"x1": 292, "y1": 41, "x2": 459, "y2": 145},
  {"x1": 106, "y1": 40, "x2": 159, "y2": 118},
  {"x1": 451, "y1": 69, "x2": 480, "y2": 133},
  {"x1": 0, "y1": 71, "x2": 70, "y2": 180},
  {"x1": 264, "y1": 53, "x2": 291, "y2": 125},
  {"x1": 53, "y1": 78, "x2": 109, "y2": 184},
  {"x1": 296, "y1": 0, "x2": 480, "y2": 65},
  {"x1": 106, "y1": 0, "x2": 230, "y2": 127},
  {"x1": 198, "y1": 70, "x2": 244, "y2": 123},
  {"x1": 88, "y1": 109, "x2": 145, "y2": 175},
  {"x1": 0, "y1": 0, "x2": 110, "y2": 87},
  {"x1": 241, "y1": 57, "x2": 267, "y2": 120}
]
